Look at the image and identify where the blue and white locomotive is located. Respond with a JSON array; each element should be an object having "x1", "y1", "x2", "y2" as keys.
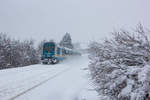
[{"x1": 41, "y1": 41, "x2": 80, "y2": 64}]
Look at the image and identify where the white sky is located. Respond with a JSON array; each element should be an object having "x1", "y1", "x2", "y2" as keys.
[{"x1": 0, "y1": 0, "x2": 150, "y2": 44}]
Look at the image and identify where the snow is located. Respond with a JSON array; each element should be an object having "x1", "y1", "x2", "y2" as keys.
[
  {"x1": 78, "y1": 82, "x2": 100, "y2": 100},
  {"x1": 0, "y1": 54, "x2": 99, "y2": 100}
]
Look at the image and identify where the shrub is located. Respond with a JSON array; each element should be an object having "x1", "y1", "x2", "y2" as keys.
[
  {"x1": 0, "y1": 33, "x2": 40, "y2": 69},
  {"x1": 88, "y1": 24, "x2": 150, "y2": 100}
]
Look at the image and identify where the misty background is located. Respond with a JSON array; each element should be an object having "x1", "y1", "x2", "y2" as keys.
[{"x1": 0, "y1": 0, "x2": 150, "y2": 45}]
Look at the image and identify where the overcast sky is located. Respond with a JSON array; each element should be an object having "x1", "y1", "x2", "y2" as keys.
[{"x1": 0, "y1": 0, "x2": 150, "y2": 44}]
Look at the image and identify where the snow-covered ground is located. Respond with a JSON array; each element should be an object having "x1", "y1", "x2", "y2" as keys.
[{"x1": 0, "y1": 55, "x2": 99, "y2": 100}]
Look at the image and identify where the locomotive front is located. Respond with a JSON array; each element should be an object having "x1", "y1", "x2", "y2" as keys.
[{"x1": 41, "y1": 42, "x2": 58, "y2": 64}]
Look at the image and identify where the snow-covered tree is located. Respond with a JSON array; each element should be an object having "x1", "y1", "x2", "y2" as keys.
[
  {"x1": 20, "y1": 39, "x2": 39, "y2": 66},
  {"x1": 60, "y1": 33, "x2": 74, "y2": 49},
  {"x1": 88, "y1": 24, "x2": 150, "y2": 100},
  {"x1": 0, "y1": 33, "x2": 40, "y2": 69},
  {"x1": 7, "y1": 40, "x2": 22, "y2": 67},
  {"x1": 0, "y1": 33, "x2": 11, "y2": 68}
]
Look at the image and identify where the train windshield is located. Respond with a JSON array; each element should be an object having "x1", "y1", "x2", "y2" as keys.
[{"x1": 43, "y1": 42, "x2": 55, "y2": 52}]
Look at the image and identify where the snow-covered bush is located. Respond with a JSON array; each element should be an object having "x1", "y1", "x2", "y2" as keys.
[
  {"x1": 88, "y1": 24, "x2": 150, "y2": 100},
  {"x1": 0, "y1": 33, "x2": 11, "y2": 68},
  {"x1": 0, "y1": 33, "x2": 40, "y2": 69},
  {"x1": 19, "y1": 40, "x2": 39, "y2": 66}
]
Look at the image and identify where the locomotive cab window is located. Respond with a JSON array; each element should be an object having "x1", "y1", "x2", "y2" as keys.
[
  {"x1": 43, "y1": 46, "x2": 55, "y2": 51},
  {"x1": 43, "y1": 42, "x2": 55, "y2": 52}
]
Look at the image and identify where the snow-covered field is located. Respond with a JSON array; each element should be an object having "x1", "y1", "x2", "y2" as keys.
[{"x1": 0, "y1": 55, "x2": 99, "y2": 100}]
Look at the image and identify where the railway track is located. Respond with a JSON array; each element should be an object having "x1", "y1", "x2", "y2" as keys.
[{"x1": 4, "y1": 66, "x2": 72, "y2": 100}]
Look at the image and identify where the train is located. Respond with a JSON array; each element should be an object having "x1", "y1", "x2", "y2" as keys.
[{"x1": 41, "y1": 41, "x2": 81, "y2": 64}]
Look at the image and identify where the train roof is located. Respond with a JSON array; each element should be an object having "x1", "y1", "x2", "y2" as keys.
[{"x1": 43, "y1": 41, "x2": 75, "y2": 51}]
